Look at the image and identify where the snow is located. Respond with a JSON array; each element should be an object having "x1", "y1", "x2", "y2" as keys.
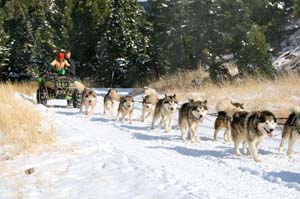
[
  {"x1": 1, "y1": 88, "x2": 300, "y2": 198},
  {"x1": 161, "y1": 3, "x2": 168, "y2": 8}
]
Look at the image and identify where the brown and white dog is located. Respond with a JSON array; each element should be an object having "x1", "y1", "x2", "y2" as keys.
[
  {"x1": 214, "y1": 99, "x2": 244, "y2": 142},
  {"x1": 141, "y1": 87, "x2": 159, "y2": 122},
  {"x1": 103, "y1": 89, "x2": 121, "y2": 115},
  {"x1": 116, "y1": 96, "x2": 134, "y2": 124},
  {"x1": 80, "y1": 88, "x2": 97, "y2": 115}
]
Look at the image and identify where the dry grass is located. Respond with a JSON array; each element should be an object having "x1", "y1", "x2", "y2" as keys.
[
  {"x1": 149, "y1": 71, "x2": 300, "y2": 117},
  {"x1": 149, "y1": 68, "x2": 210, "y2": 91},
  {"x1": 0, "y1": 82, "x2": 55, "y2": 156}
]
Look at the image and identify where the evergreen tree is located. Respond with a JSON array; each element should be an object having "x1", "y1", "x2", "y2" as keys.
[
  {"x1": 71, "y1": 0, "x2": 110, "y2": 78},
  {"x1": 0, "y1": 6, "x2": 10, "y2": 79},
  {"x1": 48, "y1": 0, "x2": 74, "y2": 50},
  {"x1": 238, "y1": 25, "x2": 273, "y2": 76},
  {"x1": 1, "y1": 1, "x2": 36, "y2": 81},
  {"x1": 95, "y1": 0, "x2": 151, "y2": 87},
  {"x1": 29, "y1": 1, "x2": 57, "y2": 74}
]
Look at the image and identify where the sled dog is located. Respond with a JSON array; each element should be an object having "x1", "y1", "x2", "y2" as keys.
[
  {"x1": 179, "y1": 99, "x2": 208, "y2": 143},
  {"x1": 80, "y1": 88, "x2": 97, "y2": 115},
  {"x1": 141, "y1": 87, "x2": 159, "y2": 122},
  {"x1": 214, "y1": 99, "x2": 244, "y2": 142},
  {"x1": 151, "y1": 94, "x2": 178, "y2": 133},
  {"x1": 141, "y1": 95, "x2": 155, "y2": 122},
  {"x1": 278, "y1": 108, "x2": 300, "y2": 155},
  {"x1": 231, "y1": 110, "x2": 277, "y2": 162},
  {"x1": 103, "y1": 89, "x2": 121, "y2": 115},
  {"x1": 116, "y1": 96, "x2": 134, "y2": 124}
]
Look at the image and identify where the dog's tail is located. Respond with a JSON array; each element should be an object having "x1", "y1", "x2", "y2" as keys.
[
  {"x1": 74, "y1": 81, "x2": 86, "y2": 93},
  {"x1": 144, "y1": 87, "x2": 159, "y2": 104},
  {"x1": 291, "y1": 106, "x2": 300, "y2": 114},
  {"x1": 110, "y1": 90, "x2": 121, "y2": 102},
  {"x1": 215, "y1": 98, "x2": 234, "y2": 112},
  {"x1": 144, "y1": 87, "x2": 157, "y2": 96}
]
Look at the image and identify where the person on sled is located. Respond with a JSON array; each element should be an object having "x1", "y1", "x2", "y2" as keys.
[{"x1": 49, "y1": 51, "x2": 70, "y2": 76}]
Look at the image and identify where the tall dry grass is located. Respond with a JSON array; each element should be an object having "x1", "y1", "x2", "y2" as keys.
[
  {"x1": 0, "y1": 82, "x2": 55, "y2": 156},
  {"x1": 149, "y1": 71, "x2": 300, "y2": 117},
  {"x1": 150, "y1": 68, "x2": 210, "y2": 91}
]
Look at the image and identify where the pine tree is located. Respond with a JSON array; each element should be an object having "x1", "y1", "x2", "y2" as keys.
[
  {"x1": 48, "y1": 0, "x2": 74, "y2": 50},
  {"x1": 238, "y1": 25, "x2": 273, "y2": 76},
  {"x1": 29, "y1": 1, "x2": 57, "y2": 74},
  {"x1": 0, "y1": 6, "x2": 10, "y2": 79},
  {"x1": 1, "y1": 1, "x2": 36, "y2": 81},
  {"x1": 95, "y1": 0, "x2": 151, "y2": 87},
  {"x1": 70, "y1": 0, "x2": 110, "y2": 78}
]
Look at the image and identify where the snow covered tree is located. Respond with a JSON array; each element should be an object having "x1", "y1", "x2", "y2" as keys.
[
  {"x1": 0, "y1": 0, "x2": 36, "y2": 81},
  {"x1": 48, "y1": 0, "x2": 74, "y2": 51},
  {"x1": 94, "y1": 0, "x2": 151, "y2": 87},
  {"x1": 29, "y1": 1, "x2": 57, "y2": 74}
]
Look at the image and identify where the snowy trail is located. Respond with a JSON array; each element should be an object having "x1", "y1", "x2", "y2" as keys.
[{"x1": 1, "y1": 88, "x2": 300, "y2": 198}]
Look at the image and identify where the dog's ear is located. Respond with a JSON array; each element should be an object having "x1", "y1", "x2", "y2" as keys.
[
  {"x1": 203, "y1": 100, "x2": 207, "y2": 105},
  {"x1": 165, "y1": 94, "x2": 168, "y2": 98},
  {"x1": 173, "y1": 94, "x2": 176, "y2": 98},
  {"x1": 188, "y1": 99, "x2": 194, "y2": 103},
  {"x1": 256, "y1": 111, "x2": 262, "y2": 118}
]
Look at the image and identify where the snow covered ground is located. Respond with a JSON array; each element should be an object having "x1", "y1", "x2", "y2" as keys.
[{"x1": 1, "y1": 88, "x2": 300, "y2": 199}]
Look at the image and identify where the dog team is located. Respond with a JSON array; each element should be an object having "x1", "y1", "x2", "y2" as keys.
[{"x1": 79, "y1": 87, "x2": 300, "y2": 162}]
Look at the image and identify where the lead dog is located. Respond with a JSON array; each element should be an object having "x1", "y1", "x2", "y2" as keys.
[
  {"x1": 80, "y1": 88, "x2": 97, "y2": 115},
  {"x1": 116, "y1": 96, "x2": 134, "y2": 124},
  {"x1": 179, "y1": 99, "x2": 208, "y2": 143},
  {"x1": 278, "y1": 109, "x2": 300, "y2": 156},
  {"x1": 214, "y1": 100, "x2": 244, "y2": 142},
  {"x1": 103, "y1": 89, "x2": 121, "y2": 115},
  {"x1": 151, "y1": 94, "x2": 178, "y2": 133},
  {"x1": 231, "y1": 110, "x2": 277, "y2": 162}
]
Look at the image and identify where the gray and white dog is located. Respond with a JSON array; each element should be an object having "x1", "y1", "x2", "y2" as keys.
[
  {"x1": 179, "y1": 99, "x2": 208, "y2": 143},
  {"x1": 231, "y1": 110, "x2": 277, "y2": 162},
  {"x1": 151, "y1": 94, "x2": 178, "y2": 133},
  {"x1": 278, "y1": 109, "x2": 300, "y2": 156}
]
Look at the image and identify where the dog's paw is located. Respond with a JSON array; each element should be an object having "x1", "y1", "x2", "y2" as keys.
[
  {"x1": 254, "y1": 157, "x2": 262, "y2": 162},
  {"x1": 165, "y1": 129, "x2": 171, "y2": 133}
]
